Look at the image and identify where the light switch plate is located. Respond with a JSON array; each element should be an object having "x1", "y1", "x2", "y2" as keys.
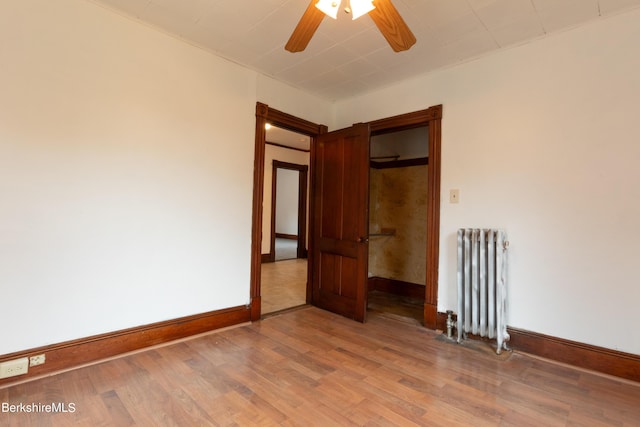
[{"x1": 450, "y1": 189, "x2": 460, "y2": 204}]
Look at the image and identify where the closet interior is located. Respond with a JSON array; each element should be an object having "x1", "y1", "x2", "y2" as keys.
[{"x1": 367, "y1": 126, "x2": 429, "y2": 325}]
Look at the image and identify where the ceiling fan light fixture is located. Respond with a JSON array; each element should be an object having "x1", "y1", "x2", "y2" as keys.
[
  {"x1": 315, "y1": 0, "x2": 341, "y2": 19},
  {"x1": 286, "y1": 0, "x2": 415, "y2": 53},
  {"x1": 349, "y1": 0, "x2": 375, "y2": 20}
]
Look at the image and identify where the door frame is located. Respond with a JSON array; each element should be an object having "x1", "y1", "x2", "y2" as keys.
[
  {"x1": 250, "y1": 103, "x2": 327, "y2": 320},
  {"x1": 269, "y1": 160, "x2": 309, "y2": 261},
  {"x1": 367, "y1": 105, "x2": 442, "y2": 328},
  {"x1": 251, "y1": 102, "x2": 442, "y2": 327}
]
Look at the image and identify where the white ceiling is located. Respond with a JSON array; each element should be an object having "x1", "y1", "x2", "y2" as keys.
[{"x1": 88, "y1": 0, "x2": 640, "y2": 101}]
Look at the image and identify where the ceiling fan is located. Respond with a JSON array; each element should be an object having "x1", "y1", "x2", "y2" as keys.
[{"x1": 285, "y1": 0, "x2": 416, "y2": 53}]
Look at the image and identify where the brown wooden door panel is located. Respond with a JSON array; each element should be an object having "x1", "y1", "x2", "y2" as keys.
[
  {"x1": 318, "y1": 238, "x2": 358, "y2": 257},
  {"x1": 318, "y1": 253, "x2": 358, "y2": 297},
  {"x1": 312, "y1": 123, "x2": 370, "y2": 322}
]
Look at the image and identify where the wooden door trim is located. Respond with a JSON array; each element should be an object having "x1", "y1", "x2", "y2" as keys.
[
  {"x1": 369, "y1": 106, "x2": 442, "y2": 133},
  {"x1": 367, "y1": 104, "x2": 442, "y2": 329},
  {"x1": 251, "y1": 103, "x2": 326, "y2": 321},
  {"x1": 270, "y1": 160, "x2": 309, "y2": 262}
]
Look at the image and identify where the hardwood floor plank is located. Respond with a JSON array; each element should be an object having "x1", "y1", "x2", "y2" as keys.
[
  {"x1": 354, "y1": 398, "x2": 424, "y2": 427},
  {"x1": 497, "y1": 408, "x2": 551, "y2": 427},
  {"x1": 494, "y1": 381, "x2": 572, "y2": 426},
  {"x1": 319, "y1": 347, "x2": 381, "y2": 379},
  {"x1": 315, "y1": 375, "x2": 365, "y2": 414},
  {"x1": 224, "y1": 367, "x2": 297, "y2": 422},
  {"x1": 100, "y1": 390, "x2": 135, "y2": 426},
  {"x1": 430, "y1": 397, "x2": 510, "y2": 427},
  {"x1": 2, "y1": 307, "x2": 639, "y2": 426}
]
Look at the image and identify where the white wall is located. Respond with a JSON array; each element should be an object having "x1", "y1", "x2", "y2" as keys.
[
  {"x1": 256, "y1": 75, "x2": 332, "y2": 127},
  {"x1": 276, "y1": 169, "x2": 300, "y2": 236},
  {"x1": 334, "y1": 8, "x2": 640, "y2": 354},
  {"x1": 0, "y1": 0, "x2": 329, "y2": 355}
]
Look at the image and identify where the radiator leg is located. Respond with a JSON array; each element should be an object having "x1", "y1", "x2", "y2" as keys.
[
  {"x1": 496, "y1": 331, "x2": 511, "y2": 354},
  {"x1": 446, "y1": 310, "x2": 454, "y2": 339},
  {"x1": 502, "y1": 331, "x2": 511, "y2": 352}
]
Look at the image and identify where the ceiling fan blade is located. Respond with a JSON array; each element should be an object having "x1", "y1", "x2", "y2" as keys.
[
  {"x1": 369, "y1": 0, "x2": 416, "y2": 52},
  {"x1": 285, "y1": 1, "x2": 326, "y2": 52}
]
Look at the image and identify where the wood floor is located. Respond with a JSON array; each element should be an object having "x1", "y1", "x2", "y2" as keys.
[
  {"x1": 261, "y1": 259, "x2": 307, "y2": 314},
  {"x1": 367, "y1": 290, "x2": 424, "y2": 326},
  {"x1": 2, "y1": 307, "x2": 639, "y2": 426}
]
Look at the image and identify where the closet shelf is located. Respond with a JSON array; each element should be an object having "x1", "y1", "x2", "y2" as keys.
[{"x1": 369, "y1": 228, "x2": 396, "y2": 237}]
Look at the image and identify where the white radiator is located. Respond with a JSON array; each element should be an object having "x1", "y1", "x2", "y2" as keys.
[{"x1": 456, "y1": 228, "x2": 510, "y2": 354}]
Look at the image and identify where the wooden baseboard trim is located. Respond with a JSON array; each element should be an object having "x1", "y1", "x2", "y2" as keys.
[
  {"x1": 0, "y1": 305, "x2": 251, "y2": 387},
  {"x1": 261, "y1": 253, "x2": 273, "y2": 263},
  {"x1": 436, "y1": 311, "x2": 639, "y2": 383},
  {"x1": 275, "y1": 233, "x2": 297, "y2": 240},
  {"x1": 508, "y1": 327, "x2": 640, "y2": 383},
  {"x1": 368, "y1": 277, "x2": 425, "y2": 300}
]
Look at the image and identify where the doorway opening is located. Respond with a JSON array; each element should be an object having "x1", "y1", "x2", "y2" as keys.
[
  {"x1": 367, "y1": 105, "x2": 442, "y2": 329},
  {"x1": 251, "y1": 102, "x2": 441, "y2": 327},
  {"x1": 270, "y1": 161, "x2": 308, "y2": 262},
  {"x1": 261, "y1": 129, "x2": 310, "y2": 315},
  {"x1": 250, "y1": 103, "x2": 327, "y2": 320},
  {"x1": 367, "y1": 126, "x2": 429, "y2": 325}
]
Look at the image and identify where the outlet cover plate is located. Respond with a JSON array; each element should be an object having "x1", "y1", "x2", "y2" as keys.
[
  {"x1": 29, "y1": 354, "x2": 46, "y2": 367},
  {"x1": 0, "y1": 357, "x2": 29, "y2": 379}
]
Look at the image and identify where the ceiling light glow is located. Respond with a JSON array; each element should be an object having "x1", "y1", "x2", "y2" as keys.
[
  {"x1": 349, "y1": 0, "x2": 375, "y2": 20},
  {"x1": 315, "y1": 0, "x2": 374, "y2": 20},
  {"x1": 315, "y1": 0, "x2": 340, "y2": 19}
]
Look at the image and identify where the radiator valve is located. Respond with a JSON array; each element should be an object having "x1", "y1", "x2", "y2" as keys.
[{"x1": 446, "y1": 310, "x2": 455, "y2": 339}]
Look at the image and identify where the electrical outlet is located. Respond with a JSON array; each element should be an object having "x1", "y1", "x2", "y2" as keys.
[
  {"x1": 29, "y1": 354, "x2": 46, "y2": 367},
  {"x1": 0, "y1": 357, "x2": 29, "y2": 379}
]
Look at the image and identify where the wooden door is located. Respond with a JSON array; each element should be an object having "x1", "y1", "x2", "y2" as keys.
[{"x1": 311, "y1": 123, "x2": 370, "y2": 321}]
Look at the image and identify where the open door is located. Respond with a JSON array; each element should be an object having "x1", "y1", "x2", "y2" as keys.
[{"x1": 311, "y1": 123, "x2": 370, "y2": 322}]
